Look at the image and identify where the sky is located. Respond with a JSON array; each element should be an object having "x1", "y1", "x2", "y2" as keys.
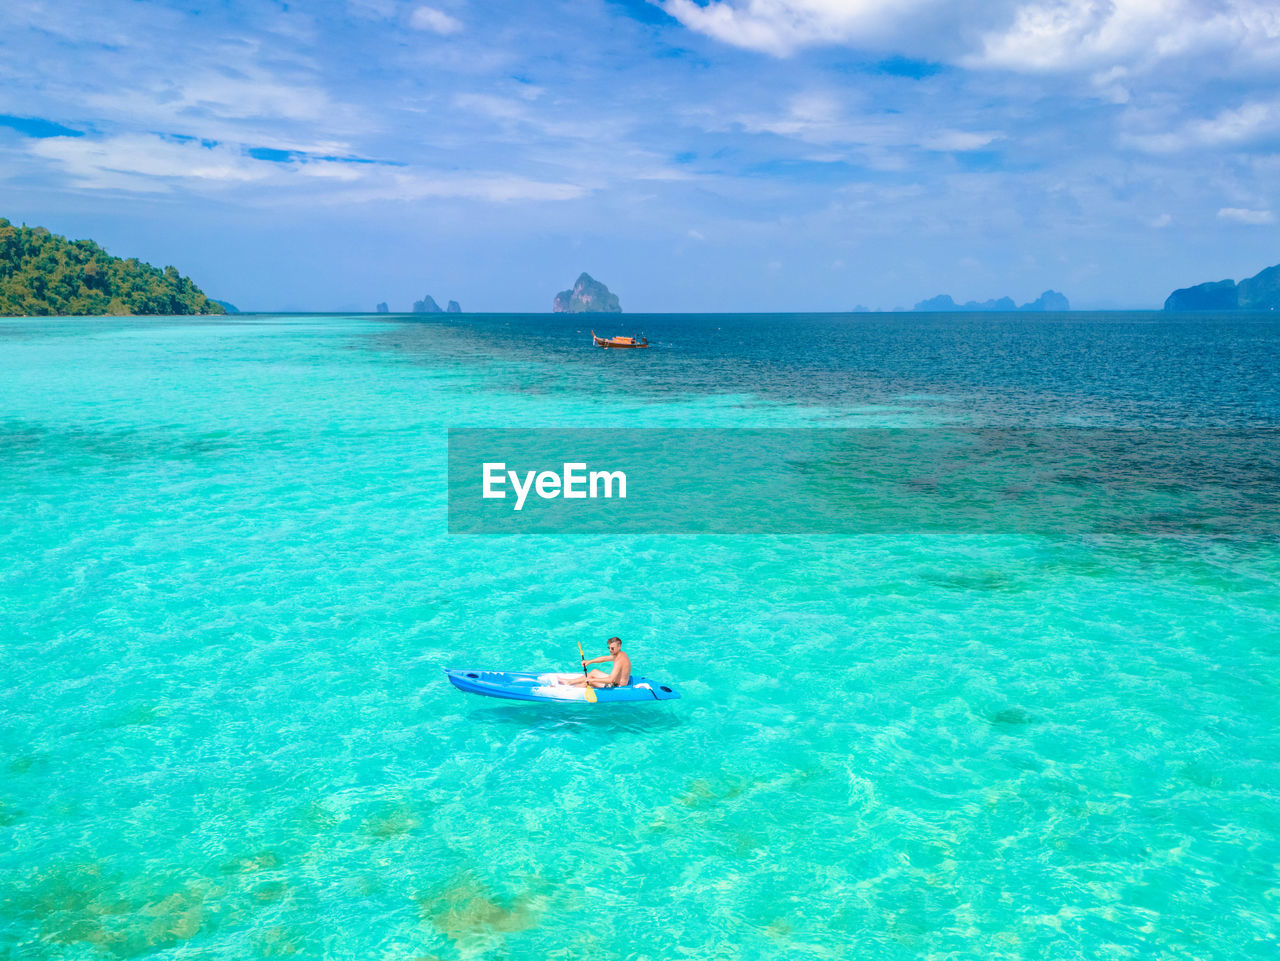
[{"x1": 1, "y1": 0, "x2": 1278, "y2": 312}]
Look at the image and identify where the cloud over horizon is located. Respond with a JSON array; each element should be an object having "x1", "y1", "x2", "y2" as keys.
[{"x1": 0, "y1": 0, "x2": 1276, "y2": 310}]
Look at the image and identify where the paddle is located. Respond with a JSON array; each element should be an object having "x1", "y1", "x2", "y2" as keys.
[{"x1": 577, "y1": 640, "x2": 597, "y2": 703}]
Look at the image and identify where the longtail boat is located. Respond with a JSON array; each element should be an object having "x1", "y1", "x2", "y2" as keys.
[{"x1": 592, "y1": 330, "x2": 649, "y2": 349}]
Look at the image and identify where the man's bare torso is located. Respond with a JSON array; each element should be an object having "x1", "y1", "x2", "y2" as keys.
[{"x1": 611, "y1": 651, "x2": 631, "y2": 686}]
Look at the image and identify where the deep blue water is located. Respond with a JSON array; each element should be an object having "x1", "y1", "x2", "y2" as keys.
[{"x1": 366, "y1": 310, "x2": 1280, "y2": 425}]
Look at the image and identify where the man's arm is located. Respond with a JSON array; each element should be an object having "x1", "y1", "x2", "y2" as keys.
[{"x1": 585, "y1": 654, "x2": 613, "y2": 666}]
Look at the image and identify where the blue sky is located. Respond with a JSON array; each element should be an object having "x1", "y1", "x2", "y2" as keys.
[{"x1": 1, "y1": 0, "x2": 1277, "y2": 311}]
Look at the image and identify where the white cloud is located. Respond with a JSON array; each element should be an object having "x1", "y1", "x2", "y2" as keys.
[
  {"x1": 972, "y1": 1, "x2": 1280, "y2": 74},
  {"x1": 410, "y1": 6, "x2": 463, "y2": 35},
  {"x1": 661, "y1": 0, "x2": 1280, "y2": 76},
  {"x1": 155, "y1": 71, "x2": 332, "y2": 123},
  {"x1": 1091, "y1": 66, "x2": 1131, "y2": 104},
  {"x1": 922, "y1": 129, "x2": 1000, "y2": 151},
  {"x1": 739, "y1": 91, "x2": 848, "y2": 139},
  {"x1": 25, "y1": 131, "x2": 585, "y2": 204},
  {"x1": 972, "y1": 0, "x2": 1174, "y2": 72},
  {"x1": 453, "y1": 92, "x2": 530, "y2": 123},
  {"x1": 661, "y1": 0, "x2": 934, "y2": 57},
  {"x1": 1218, "y1": 207, "x2": 1275, "y2": 224},
  {"x1": 1192, "y1": 100, "x2": 1280, "y2": 145},
  {"x1": 727, "y1": 91, "x2": 999, "y2": 156},
  {"x1": 30, "y1": 134, "x2": 270, "y2": 192},
  {"x1": 76, "y1": 61, "x2": 359, "y2": 150},
  {"x1": 1122, "y1": 98, "x2": 1280, "y2": 153}
]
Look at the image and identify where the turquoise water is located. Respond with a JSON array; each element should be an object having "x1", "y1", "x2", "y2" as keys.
[{"x1": 2, "y1": 313, "x2": 1278, "y2": 959}]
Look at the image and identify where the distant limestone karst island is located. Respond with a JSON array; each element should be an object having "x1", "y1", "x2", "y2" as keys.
[
  {"x1": 912, "y1": 290, "x2": 1070, "y2": 312},
  {"x1": 1164, "y1": 262, "x2": 1280, "y2": 311},
  {"x1": 0, "y1": 217, "x2": 224, "y2": 316},
  {"x1": 554, "y1": 272, "x2": 621, "y2": 313},
  {"x1": 413, "y1": 294, "x2": 463, "y2": 313},
  {"x1": 376, "y1": 295, "x2": 462, "y2": 313}
]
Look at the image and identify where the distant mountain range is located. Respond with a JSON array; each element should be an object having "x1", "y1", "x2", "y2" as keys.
[
  {"x1": 16, "y1": 219, "x2": 1273, "y2": 316},
  {"x1": 913, "y1": 290, "x2": 1070, "y2": 312},
  {"x1": 1164, "y1": 262, "x2": 1280, "y2": 311}
]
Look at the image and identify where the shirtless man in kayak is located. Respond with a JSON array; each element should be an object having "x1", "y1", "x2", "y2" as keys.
[{"x1": 563, "y1": 636, "x2": 631, "y2": 688}]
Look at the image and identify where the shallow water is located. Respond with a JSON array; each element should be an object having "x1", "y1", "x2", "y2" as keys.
[{"x1": 1, "y1": 312, "x2": 1278, "y2": 959}]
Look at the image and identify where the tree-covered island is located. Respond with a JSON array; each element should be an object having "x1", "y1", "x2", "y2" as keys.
[{"x1": 0, "y1": 218, "x2": 224, "y2": 316}]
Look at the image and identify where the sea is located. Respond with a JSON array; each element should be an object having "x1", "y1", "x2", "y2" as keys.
[{"x1": 1, "y1": 311, "x2": 1278, "y2": 960}]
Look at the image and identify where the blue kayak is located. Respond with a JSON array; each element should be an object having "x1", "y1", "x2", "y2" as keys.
[{"x1": 445, "y1": 669, "x2": 680, "y2": 703}]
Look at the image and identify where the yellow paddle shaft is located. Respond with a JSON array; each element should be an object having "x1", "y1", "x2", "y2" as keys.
[{"x1": 578, "y1": 641, "x2": 597, "y2": 703}]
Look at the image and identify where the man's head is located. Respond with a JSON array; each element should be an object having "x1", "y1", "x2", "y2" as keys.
[{"x1": 607, "y1": 636, "x2": 622, "y2": 653}]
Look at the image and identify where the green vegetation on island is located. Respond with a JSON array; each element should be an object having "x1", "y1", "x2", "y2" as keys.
[
  {"x1": 0, "y1": 218, "x2": 225, "y2": 317},
  {"x1": 553, "y1": 272, "x2": 621, "y2": 313},
  {"x1": 1164, "y1": 263, "x2": 1280, "y2": 311}
]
